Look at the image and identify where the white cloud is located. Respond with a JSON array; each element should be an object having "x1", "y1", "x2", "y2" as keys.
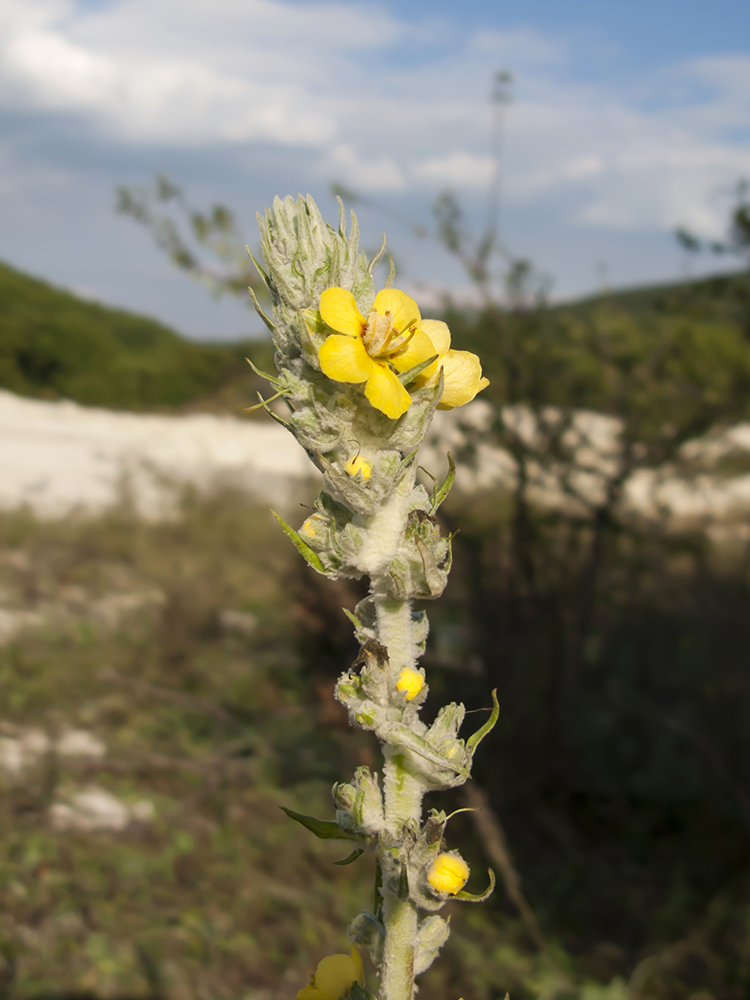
[
  {"x1": 411, "y1": 151, "x2": 494, "y2": 188},
  {"x1": 0, "y1": 0, "x2": 749, "y2": 320},
  {"x1": 325, "y1": 143, "x2": 405, "y2": 191},
  {"x1": 0, "y1": 0, "x2": 401, "y2": 144}
]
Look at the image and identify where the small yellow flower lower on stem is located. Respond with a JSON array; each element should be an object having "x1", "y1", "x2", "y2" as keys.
[
  {"x1": 300, "y1": 514, "x2": 323, "y2": 538},
  {"x1": 344, "y1": 455, "x2": 372, "y2": 480},
  {"x1": 427, "y1": 852, "x2": 470, "y2": 895},
  {"x1": 396, "y1": 667, "x2": 425, "y2": 701},
  {"x1": 297, "y1": 945, "x2": 364, "y2": 1000}
]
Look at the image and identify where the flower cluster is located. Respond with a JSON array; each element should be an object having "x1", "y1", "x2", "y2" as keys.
[{"x1": 318, "y1": 287, "x2": 488, "y2": 419}]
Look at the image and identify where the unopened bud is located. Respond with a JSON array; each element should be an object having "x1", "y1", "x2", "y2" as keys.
[
  {"x1": 397, "y1": 667, "x2": 425, "y2": 701},
  {"x1": 427, "y1": 852, "x2": 469, "y2": 895}
]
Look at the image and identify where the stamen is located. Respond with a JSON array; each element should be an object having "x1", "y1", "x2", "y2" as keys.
[
  {"x1": 387, "y1": 322, "x2": 418, "y2": 356},
  {"x1": 383, "y1": 316, "x2": 418, "y2": 354}
]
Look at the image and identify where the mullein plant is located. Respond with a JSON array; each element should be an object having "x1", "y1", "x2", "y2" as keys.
[{"x1": 247, "y1": 195, "x2": 496, "y2": 1000}]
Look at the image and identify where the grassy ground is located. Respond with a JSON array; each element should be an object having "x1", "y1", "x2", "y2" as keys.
[
  {"x1": 0, "y1": 487, "x2": 748, "y2": 1000},
  {"x1": 0, "y1": 493, "x2": 380, "y2": 1000},
  {"x1": 0, "y1": 492, "x2": 566, "y2": 1000}
]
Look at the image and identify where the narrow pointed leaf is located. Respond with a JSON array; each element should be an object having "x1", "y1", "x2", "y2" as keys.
[
  {"x1": 397, "y1": 864, "x2": 410, "y2": 900},
  {"x1": 373, "y1": 860, "x2": 383, "y2": 917},
  {"x1": 455, "y1": 867, "x2": 496, "y2": 902},
  {"x1": 246, "y1": 248, "x2": 272, "y2": 292},
  {"x1": 368, "y1": 233, "x2": 387, "y2": 274},
  {"x1": 398, "y1": 354, "x2": 439, "y2": 386},
  {"x1": 333, "y1": 848, "x2": 365, "y2": 866},
  {"x1": 430, "y1": 454, "x2": 456, "y2": 512},
  {"x1": 271, "y1": 510, "x2": 325, "y2": 574},
  {"x1": 245, "y1": 356, "x2": 281, "y2": 388},
  {"x1": 342, "y1": 608, "x2": 362, "y2": 630},
  {"x1": 280, "y1": 806, "x2": 358, "y2": 841},
  {"x1": 466, "y1": 688, "x2": 499, "y2": 754},
  {"x1": 248, "y1": 287, "x2": 278, "y2": 334}
]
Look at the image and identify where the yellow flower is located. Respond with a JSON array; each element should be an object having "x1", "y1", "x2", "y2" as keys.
[
  {"x1": 318, "y1": 287, "x2": 438, "y2": 420},
  {"x1": 301, "y1": 514, "x2": 323, "y2": 538},
  {"x1": 396, "y1": 667, "x2": 425, "y2": 701},
  {"x1": 418, "y1": 320, "x2": 489, "y2": 410},
  {"x1": 297, "y1": 945, "x2": 365, "y2": 1000},
  {"x1": 344, "y1": 455, "x2": 372, "y2": 480},
  {"x1": 427, "y1": 852, "x2": 470, "y2": 895}
]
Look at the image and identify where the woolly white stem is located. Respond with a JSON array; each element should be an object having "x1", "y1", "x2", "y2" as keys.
[{"x1": 353, "y1": 463, "x2": 429, "y2": 1000}]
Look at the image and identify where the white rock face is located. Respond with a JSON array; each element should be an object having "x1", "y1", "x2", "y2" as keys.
[
  {"x1": 0, "y1": 724, "x2": 107, "y2": 777},
  {"x1": 0, "y1": 390, "x2": 316, "y2": 519},
  {"x1": 0, "y1": 588, "x2": 165, "y2": 648},
  {"x1": 0, "y1": 727, "x2": 50, "y2": 777},
  {"x1": 50, "y1": 785, "x2": 155, "y2": 832},
  {"x1": 426, "y1": 403, "x2": 750, "y2": 531},
  {"x1": 2, "y1": 389, "x2": 750, "y2": 530},
  {"x1": 55, "y1": 729, "x2": 107, "y2": 759}
]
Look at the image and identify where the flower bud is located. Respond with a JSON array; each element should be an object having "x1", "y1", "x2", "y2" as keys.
[
  {"x1": 397, "y1": 667, "x2": 425, "y2": 701},
  {"x1": 332, "y1": 766, "x2": 384, "y2": 838},
  {"x1": 427, "y1": 852, "x2": 469, "y2": 895}
]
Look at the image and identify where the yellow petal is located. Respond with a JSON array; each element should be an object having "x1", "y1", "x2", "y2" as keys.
[
  {"x1": 420, "y1": 318, "x2": 451, "y2": 357},
  {"x1": 436, "y1": 350, "x2": 490, "y2": 409},
  {"x1": 389, "y1": 329, "x2": 439, "y2": 379},
  {"x1": 319, "y1": 335, "x2": 374, "y2": 384},
  {"x1": 320, "y1": 288, "x2": 365, "y2": 336},
  {"x1": 372, "y1": 288, "x2": 421, "y2": 334},
  {"x1": 365, "y1": 362, "x2": 412, "y2": 419},
  {"x1": 351, "y1": 945, "x2": 364, "y2": 985},
  {"x1": 315, "y1": 954, "x2": 359, "y2": 999},
  {"x1": 345, "y1": 455, "x2": 372, "y2": 480},
  {"x1": 298, "y1": 987, "x2": 333, "y2": 1000}
]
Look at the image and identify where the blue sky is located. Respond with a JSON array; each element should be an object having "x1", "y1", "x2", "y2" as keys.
[{"x1": 0, "y1": 0, "x2": 748, "y2": 339}]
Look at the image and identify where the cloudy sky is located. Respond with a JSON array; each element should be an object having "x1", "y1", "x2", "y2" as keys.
[{"x1": 1, "y1": 0, "x2": 749, "y2": 339}]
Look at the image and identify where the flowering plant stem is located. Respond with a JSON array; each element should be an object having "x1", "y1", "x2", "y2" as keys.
[{"x1": 249, "y1": 195, "x2": 494, "y2": 1000}]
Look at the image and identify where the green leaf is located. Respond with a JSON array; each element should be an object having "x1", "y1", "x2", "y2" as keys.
[
  {"x1": 280, "y1": 807, "x2": 358, "y2": 842},
  {"x1": 383, "y1": 725, "x2": 469, "y2": 778},
  {"x1": 397, "y1": 864, "x2": 410, "y2": 900},
  {"x1": 245, "y1": 356, "x2": 281, "y2": 388},
  {"x1": 248, "y1": 287, "x2": 278, "y2": 335},
  {"x1": 350, "y1": 983, "x2": 377, "y2": 1000},
  {"x1": 342, "y1": 608, "x2": 362, "y2": 630},
  {"x1": 333, "y1": 848, "x2": 364, "y2": 866},
  {"x1": 270, "y1": 510, "x2": 325, "y2": 574},
  {"x1": 455, "y1": 867, "x2": 496, "y2": 903},
  {"x1": 430, "y1": 454, "x2": 456, "y2": 512},
  {"x1": 373, "y1": 861, "x2": 383, "y2": 917},
  {"x1": 246, "y1": 248, "x2": 273, "y2": 292},
  {"x1": 384, "y1": 255, "x2": 396, "y2": 289},
  {"x1": 398, "y1": 354, "x2": 439, "y2": 386},
  {"x1": 466, "y1": 688, "x2": 499, "y2": 754}
]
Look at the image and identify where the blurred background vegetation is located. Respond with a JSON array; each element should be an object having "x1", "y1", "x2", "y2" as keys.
[{"x1": 1, "y1": 179, "x2": 749, "y2": 1000}]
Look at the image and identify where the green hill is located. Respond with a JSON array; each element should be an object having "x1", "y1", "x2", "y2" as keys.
[
  {"x1": 555, "y1": 268, "x2": 750, "y2": 323},
  {"x1": 0, "y1": 259, "x2": 273, "y2": 412},
  {"x1": 2, "y1": 255, "x2": 749, "y2": 421}
]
